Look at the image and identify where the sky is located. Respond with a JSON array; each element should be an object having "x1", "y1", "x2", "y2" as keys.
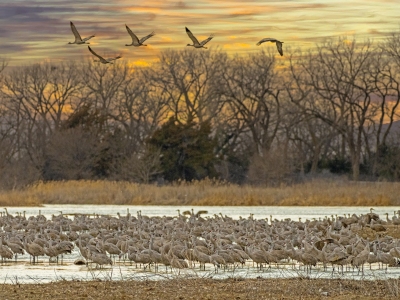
[{"x1": 0, "y1": 0, "x2": 399, "y2": 66}]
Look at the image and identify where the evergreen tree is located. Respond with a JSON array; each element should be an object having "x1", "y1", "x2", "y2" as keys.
[{"x1": 148, "y1": 117, "x2": 219, "y2": 181}]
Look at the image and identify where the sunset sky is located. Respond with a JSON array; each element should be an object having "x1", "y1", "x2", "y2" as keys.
[{"x1": 1, "y1": 0, "x2": 399, "y2": 66}]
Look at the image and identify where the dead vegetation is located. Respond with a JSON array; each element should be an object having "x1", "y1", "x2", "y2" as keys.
[
  {"x1": 0, "y1": 277, "x2": 399, "y2": 299},
  {"x1": 1, "y1": 178, "x2": 400, "y2": 207}
]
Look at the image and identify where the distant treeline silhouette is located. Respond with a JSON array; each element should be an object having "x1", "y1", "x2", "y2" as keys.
[{"x1": 0, "y1": 34, "x2": 400, "y2": 188}]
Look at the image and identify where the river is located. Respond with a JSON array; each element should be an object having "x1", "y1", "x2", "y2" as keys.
[{"x1": 1, "y1": 205, "x2": 400, "y2": 283}]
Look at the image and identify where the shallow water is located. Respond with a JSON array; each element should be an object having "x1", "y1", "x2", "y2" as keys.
[
  {"x1": 1, "y1": 205, "x2": 400, "y2": 283},
  {"x1": 6, "y1": 204, "x2": 400, "y2": 221},
  {"x1": 2, "y1": 257, "x2": 400, "y2": 284}
]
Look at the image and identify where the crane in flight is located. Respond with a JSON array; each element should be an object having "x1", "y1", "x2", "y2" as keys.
[
  {"x1": 68, "y1": 22, "x2": 95, "y2": 45},
  {"x1": 185, "y1": 27, "x2": 214, "y2": 49},
  {"x1": 256, "y1": 38, "x2": 284, "y2": 56},
  {"x1": 125, "y1": 25, "x2": 155, "y2": 47},
  {"x1": 88, "y1": 46, "x2": 121, "y2": 64}
]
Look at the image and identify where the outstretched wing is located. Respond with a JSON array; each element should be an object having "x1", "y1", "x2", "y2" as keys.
[
  {"x1": 125, "y1": 25, "x2": 140, "y2": 45},
  {"x1": 276, "y1": 41, "x2": 283, "y2": 56},
  {"x1": 185, "y1": 27, "x2": 200, "y2": 45},
  {"x1": 88, "y1": 46, "x2": 105, "y2": 61},
  {"x1": 200, "y1": 34, "x2": 214, "y2": 46},
  {"x1": 256, "y1": 38, "x2": 277, "y2": 46},
  {"x1": 107, "y1": 56, "x2": 122, "y2": 62},
  {"x1": 139, "y1": 31, "x2": 155, "y2": 43},
  {"x1": 70, "y1": 21, "x2": 82, "y2": 42},
  {"x1": 82, "y1": 35, "x2": 95, "y2": 42},
  {"x1": 195, "y1": 210, "x2": 208, "y2": 217}
]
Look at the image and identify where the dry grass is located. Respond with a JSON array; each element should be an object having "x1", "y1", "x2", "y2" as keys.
[
  {"x1": 0, "y1": 277, "x2": 399, "y2": 299},
  {"x1": 1, "y1": 178, "x2": 400, "y2": 207},
  {"x1": 0, "y1": 189, "x2": 42, "y2": 207}
]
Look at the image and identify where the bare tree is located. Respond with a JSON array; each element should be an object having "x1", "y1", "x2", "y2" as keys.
[
  {"x1": 216, "y1": 50, "x2": 282, "y2": 156},
  {"x1": 285, "y1": 50, "x2": 344, "y2": 175},
  {"x1": 1, "y1": 62, "x2": 82, "y2": 170},
  {"x1": 117, "y1": 148, "x2": 162, "y2": 183},
  {"x1": 365, "y1": 33, "x2": 400, "y2": 175},
  {"x1": 382, "y1": 30, "x2": 400, "y2": 68},
  {"x1": 45, "y1": 127, "x2": 98, "y2": 180},
  {"x1": 79, "y1": 60, "x2": 130, "y2": 129},
  {"x1": 149, "y1": 49, "x2": 226, "y2": 124},
  {"x1": 288, "y1": 38, "x2": 376, "y2": 180},
  {"x1": 2, "y1": 41, "x2": 400, "y2": 185},
  {"x1": 0, "y1": 107, "x2": 17, "y2": 169},
  {"x1": 0, "y1": 58, "x2": 8, "y2": 74},
  {"x1": 247, "y1": 146, "x2": 294, "y2": 186},
  {"x1": 0, "y1": 58, "x2": 14, "y2": 170},
  {"x1": 282, "y1": 102, "x2": 338, "y2": 175},
  {"x1": 110, "y1": 68, "x2": 169, "y2": 153}
]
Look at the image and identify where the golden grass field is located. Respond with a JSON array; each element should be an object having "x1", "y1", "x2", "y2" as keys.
[{"x1": 0, "y1": 178, "x2": 399, "y2": 207}]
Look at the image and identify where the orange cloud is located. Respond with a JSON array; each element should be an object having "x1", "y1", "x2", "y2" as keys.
[
  {"x1": 126, "y1": 6, "x2": 161, "y2": 13},
  {"x1": 1, "y1": 1, "x2": 399, "y2": 66},
  {"x1": 223, "y1": 43, "x2": 251, "y2": 49},
  {"x1": 131, "y1": 60, "x2": 151, "y2": 67}
]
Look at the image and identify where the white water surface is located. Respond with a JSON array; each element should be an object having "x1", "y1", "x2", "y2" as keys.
[{"x1": 5, "y1": 204, "x2": 400, "y2": 221}]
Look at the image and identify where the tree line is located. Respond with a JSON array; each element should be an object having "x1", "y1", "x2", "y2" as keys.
[{"x1": 1, "y1": 33, "x2": 400, "y2": 189}]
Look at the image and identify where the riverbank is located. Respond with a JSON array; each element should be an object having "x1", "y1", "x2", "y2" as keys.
[
  {"x1": 1, "y1": 179, "x2": 400, "y2": 207},
  {"x1": 0, "y1": 277, "x2": 398, "y2": 299}
]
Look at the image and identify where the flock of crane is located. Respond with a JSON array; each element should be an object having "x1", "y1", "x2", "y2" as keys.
[
  {"x1": 68, "y1": 21, "x2": 284, "y2": 64},
  {"x1": 1, "y1": 207, "x2": 400, "y2": 276}
]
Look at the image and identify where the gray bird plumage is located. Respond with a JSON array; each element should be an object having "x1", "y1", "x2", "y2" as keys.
[{"x1": 256, "y1": 38, "x2": 284, "y2": 56}]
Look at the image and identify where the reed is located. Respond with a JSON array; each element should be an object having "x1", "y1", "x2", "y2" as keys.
[{"x1": 1, "y1": 178, "x2": 400, "y2": 206}]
